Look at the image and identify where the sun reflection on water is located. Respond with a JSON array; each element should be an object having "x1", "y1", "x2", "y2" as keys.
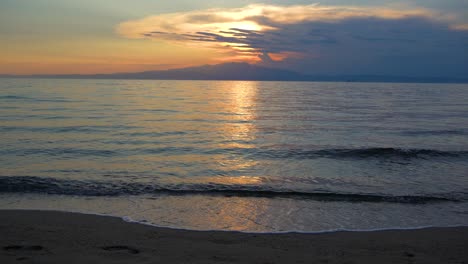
[
  {"x1": 173, "y1": 175, "x2": 264, "y2": 185},
  {"x1": 220, "y1": 81, "x2": 258, "y2": 144},
  {"x1": 213, "y1": 81, "x2": 261, "y2": 183}
]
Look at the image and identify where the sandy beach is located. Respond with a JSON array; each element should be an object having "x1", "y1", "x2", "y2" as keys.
[{"x1": 0, "y1": 210, "x2": 466, "y2": 263}]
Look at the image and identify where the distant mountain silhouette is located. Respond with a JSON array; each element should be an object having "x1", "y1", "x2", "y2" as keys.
[
  {"x1": 52, "y1": 63, "x2": 309, "y2": 81},
  {"x1": 2, "y1": 62, "x2": 467, "y2": 83},
  {"x1": 102, "y1": 62, "x2": 311, "y2": 81}
]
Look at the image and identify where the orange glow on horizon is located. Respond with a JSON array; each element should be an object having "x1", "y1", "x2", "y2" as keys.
[
  {"x1": 0, "y1": 37, "x2": 223, "y2": 74},
  {"x1": 0, "y1": 63, "x2": 189, "y2": 75}
]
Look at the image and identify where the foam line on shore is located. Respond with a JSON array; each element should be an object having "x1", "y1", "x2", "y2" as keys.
[{"x1": 4, "y1": 208, "x2": 468, "y2": 235}]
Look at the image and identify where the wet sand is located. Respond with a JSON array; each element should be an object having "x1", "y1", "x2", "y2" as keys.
[{"x1": 1, "y1": 210, "x2": 467, "y2": 263}]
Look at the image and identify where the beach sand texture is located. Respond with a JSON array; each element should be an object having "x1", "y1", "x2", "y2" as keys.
[{"x1": 1, "y1": 210, "x2": 467, "y2": 264}]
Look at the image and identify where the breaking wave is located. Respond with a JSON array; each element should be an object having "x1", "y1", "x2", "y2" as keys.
[{"x1": 0, "y1": 176, "x2": 463, "y2": 204}]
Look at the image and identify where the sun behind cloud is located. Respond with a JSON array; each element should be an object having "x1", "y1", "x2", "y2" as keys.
[{"x1": 116, "y1": 3, "x2": 467, "y2": 65}]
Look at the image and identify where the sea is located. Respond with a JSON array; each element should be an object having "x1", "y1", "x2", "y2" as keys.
[{"x1": 1, "y1": 78, "x2": 467, "y2": 232}]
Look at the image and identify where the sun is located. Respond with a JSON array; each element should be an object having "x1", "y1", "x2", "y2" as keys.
[
  {"x1": 226, "y1": 22, "x2": 262, "y2": 31},
  {"x1": 236, "y1": 22, "x2": 261, "y2": 31}
]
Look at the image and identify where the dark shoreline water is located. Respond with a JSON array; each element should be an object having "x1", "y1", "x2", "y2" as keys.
[
  {"x1": 1, "y1": 79, "x2": 467, "y2": 231},
  {"x1": 0, "y1": 175, "x2": 464, "y2": 203}
]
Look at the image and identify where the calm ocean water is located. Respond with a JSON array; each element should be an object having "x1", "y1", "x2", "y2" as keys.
[{"x1": 1, "y1": 78, "x2": 468, "y2": 232}]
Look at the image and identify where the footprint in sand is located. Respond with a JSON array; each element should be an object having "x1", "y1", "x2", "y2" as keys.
[
  {"x1": 3, "y1": 245, "x2": 44, "y2": 252},
  {"x1": 101, "y1": 245, "x2": 140, "y2": 254}
]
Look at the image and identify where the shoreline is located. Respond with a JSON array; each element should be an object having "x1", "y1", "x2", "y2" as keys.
[
  {"x1": 6, "y1": 208, "x2": 468, "y2": 235},
  {"x1": 1, "y1": 210, "x2": 468, "y2": 263}
]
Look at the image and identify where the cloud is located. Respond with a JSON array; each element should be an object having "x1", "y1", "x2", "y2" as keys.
[{"x1": 117, "y1": 4, "x2": 468, "y2": 77}]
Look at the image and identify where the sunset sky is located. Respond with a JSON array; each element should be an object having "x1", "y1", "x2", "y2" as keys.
[{"x1": 1, "y1": 0, "x2": 467, "y2": 77}]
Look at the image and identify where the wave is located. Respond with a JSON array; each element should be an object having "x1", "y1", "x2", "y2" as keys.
[
  {"x1": 311, "y1": 148, "x2": 467, "y2": 159},
  {"x1": 0, "y1": 95, "x2": 79, "y2": 102},
  {"x1": 209, "y1": 147, "x2": 468, "y2": 160},
  {"x1": 0, "y1": 125, "x2": 139, "y2": 133},
  {"x1": 401, "y1": 130, "x2": 468, "y2": 136},
  {"x1": 0, "y1": 95, "x2": 32, "y2": 100},
  {"x1": 0, "y1": 176, "x2": 463, "y2": 204},
  {"x1": 1, "y1": 146, "x2": 467, "y2": 159}
]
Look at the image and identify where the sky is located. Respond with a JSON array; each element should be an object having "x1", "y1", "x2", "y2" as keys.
[{"x1": 1, "y1": 0, "x2": 467, "y2": 77}]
